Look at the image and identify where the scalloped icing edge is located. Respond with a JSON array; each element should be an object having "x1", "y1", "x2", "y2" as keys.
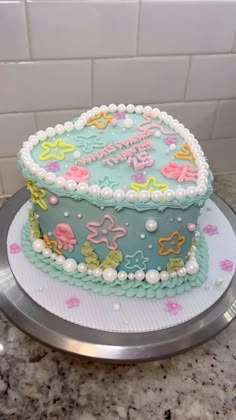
[{"x1": 21, "y1": 222, "x2": 209, "y2": 299}]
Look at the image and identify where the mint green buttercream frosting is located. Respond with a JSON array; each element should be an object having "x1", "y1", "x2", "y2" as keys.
[{"x1": 21, "y1": 223, "x2": 208, "y2": 299}]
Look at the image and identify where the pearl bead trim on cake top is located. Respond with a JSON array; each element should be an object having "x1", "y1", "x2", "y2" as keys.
[
  {"x1": 31, "y1": 231, "x2": 200, "y2": 283},
  {"x1": 19, "y1": 105, "x2": 210, "y2": 203}
]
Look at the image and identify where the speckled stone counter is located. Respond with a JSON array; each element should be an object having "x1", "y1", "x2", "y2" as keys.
[{"x1": 0, "y1": 174, "x2": 236, "y2": 420}]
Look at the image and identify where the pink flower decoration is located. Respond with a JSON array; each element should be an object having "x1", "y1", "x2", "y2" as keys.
[
  {"x1": 164, "y1": 299, "x2": 182, "y2": 315},
  {"x1": 64, "y1": 166, "x2": 90, "y2": 183},
  {"x1": 113, "y1": 112, "x2": 126, "y2": 120},
  {"x1": 66, "y1": 296, "x2": 80, "y2": 309},
  {"x1": 53, "y1": 224, "x2": 77, "y2": 252},
  {"x1": 132, "y1": 173, "x2": 147, "y2": 183},
  {"x1": 9, "y1": 243, "x2": 21, "y2": 254},
  {"x1": 163, "y1": 137, "x2": 178, "y2": 146},
  {"x1": 86, "y1": 214, "x2": 127, "y2": 250},
  {"x1": 45, "y1": 161, "x2": 60, "y2": 172},
  {"x1": 203, "y1": 224, "x2": 219, "y2": 236},
  {"x1": 220, "y1": 259, "x2": 234, "y2": 272}
]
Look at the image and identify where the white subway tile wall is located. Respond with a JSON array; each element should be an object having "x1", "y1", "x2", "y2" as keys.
[{"x1": 0, "y1": 0, "x2": 236, "y2": 195}]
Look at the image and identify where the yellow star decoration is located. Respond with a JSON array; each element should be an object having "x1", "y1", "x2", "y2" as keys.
[
  {"x1": 26, "y1": 180, "x2": 48, "y2": 211},
  {"x1": 86, "y1": 112, "x2": 113, "y2": 129},
  {"x1": 158, "y1": 231, "x2": 185, "y2": 256},
  {"x1": 39, "y1": 138, "x2": 75, "y2": 161},
  {"x1": 130, "y1": 176, "x2": 169, "y2": 193},
  {"x1": 174, "y1": 144, "x2": 195, "y2": 163},
  {"x1": 43, "y1": 234, "x2": 62, "y2": 255}
]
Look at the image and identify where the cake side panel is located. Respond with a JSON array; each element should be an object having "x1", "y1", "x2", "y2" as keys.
[{"x1": 26, "y1": 182, "x2": 201, "y2": 273}]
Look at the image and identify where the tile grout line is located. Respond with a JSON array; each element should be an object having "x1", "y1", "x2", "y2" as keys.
[
  {"x1": 0, "y1": 52, "x2": 236, "y2": 65},
  {"x1": 23, "y1": 0, "x2": 33, "y2": 60},
  {"x1": 209, "y1": 100, "x2": 220, "y2": 139},
  {"x1": 91, "y1": 59, "x2": 94, "y2": 106},
  {"x1": 184, "y1": 56, "x2": 192, "y2": 100},
  {"x1": 135, "y1": 0, "x2": 142, "y2": 56},
  {"x1": 231, "y1": 30, "x2": 236, "y2": 52},
  {"x1": 33, "y1": 112, "x2": 38, "y2": 131},
  {"x1": 1, "y1": 99, "x2": 236, "y2": 116}
]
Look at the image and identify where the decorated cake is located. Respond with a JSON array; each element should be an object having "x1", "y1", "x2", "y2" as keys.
[{"x1": 18, "y1": 104, "x2": 213, "y2": 299}]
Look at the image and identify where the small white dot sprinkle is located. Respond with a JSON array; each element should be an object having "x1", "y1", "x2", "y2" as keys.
[
  {"x1": 125, "y1": 222, "x2": 129, "y2": 226},
  {"x1": 140, "y1": 234, "x2": 145, "y2": 239},
  {"x1": 48, "y1": 232, "x2": 52, "y2": 236},
  {"x1": 113, "y1": 303, "x2": 120, "y2": 311},
  {"x1": 157, "y1": 266, "x2": 162, "y2": 271},
  {"x1": 39, "y1": 287, "x2": 44, "y2": 292},
  {"x1": 77, "y1": 213, "x2": 82, "y2": 219},
  {"x1": 64, "y1": 212, "x2": 69, "y2": 217},
  {"x1": 204, "y1": 282, "x2": 210, "y2": 290},
  {"x1": 100, "y1": 206, "x2": 104, "y2": 210},
  {"x1": 170, "y1": 218, "x2": 173, "y2": 222},
  {"x1": 177, "y1": 217, "x2": 182, "y2": 222},
  {"x1": 215, "y1": 277, "x2": 223, "y2": 287}
]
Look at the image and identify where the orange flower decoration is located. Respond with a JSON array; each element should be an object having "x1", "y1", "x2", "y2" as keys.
[
  {"x1": 43, "y1": 234, "x2": 62, "y2": 255},
  {"x1": 86, "y1": 112, "x2": 112, "y2": 129},
  {"x1": 174, "y1": 144, "x2": 195, "y2": 164},
  {"x1": 158, "y1": 231, "x2": 185, "y2": 256}
]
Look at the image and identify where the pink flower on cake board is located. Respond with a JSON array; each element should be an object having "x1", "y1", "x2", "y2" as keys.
[
  {"x1": 66, "y1": 296, "x2": 80, "y2": 309},
  {"x1": 9, "y1": 243, "x2": 21, "y2": 254},
  {"x1": 64, "y1": 166, "x2": 90, "y2": 183},
  {"x1": 164, "y1": 299, "x2": 182, "y2": 315},
  {"x1": 86, "y1": 214, "x2": 126, "y2": 250},
  {"x1": 203, "y1": 224, "x2": 219, "y2": 236},
  {"x1": 220, "y1": 259, "x2": 234, "y2": 272},
  {"x1": 53, "y1": 224, "x2": 77, "y2": 252}
]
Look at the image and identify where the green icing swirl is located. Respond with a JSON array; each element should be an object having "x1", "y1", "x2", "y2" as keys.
[
  {"x1": 21, "y1": 223, "x2": 209, "y2": 299},
  {"x1": 18, "y1": 160, "x2": 213, "y2": 212}
]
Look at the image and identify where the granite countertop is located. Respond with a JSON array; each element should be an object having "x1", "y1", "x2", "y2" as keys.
[{"x1": 0, "y1": 174, "x2": 236, "y2": 420}]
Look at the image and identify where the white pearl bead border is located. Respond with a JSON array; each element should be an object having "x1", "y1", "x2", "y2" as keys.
[
  {"x1": 31, "y1": 231, "x2": 200, "y2": 283},
  {"x1": 20, "y1": 105, "x2": 210, "y2": 203}
]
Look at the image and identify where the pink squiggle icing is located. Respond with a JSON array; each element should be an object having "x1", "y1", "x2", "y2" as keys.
[
  {"x1": 138, "y1": 114, "x2": 177, "y2": 135},
  {"x1": 127, "y1": 151, "x2": 154, "y2": 171},
  {"x1": 161, "y1": 162, "x2": 198, "y2": 183},
  {"x1": 53, "y1": 224, "x2": 77, "y2": 252}
]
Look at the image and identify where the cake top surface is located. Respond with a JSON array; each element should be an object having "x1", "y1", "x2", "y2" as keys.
[{"x1": 18, "y1": 104, "x2": 213, "y2": 211}]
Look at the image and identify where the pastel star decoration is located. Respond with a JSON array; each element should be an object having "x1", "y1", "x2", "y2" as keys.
[
  {"x1": 97, "y1": 175, "x2": 118, "y2": 189},
  {"x1": 74, "y1": 134, "x2": 105, "y2": 153},
  {"x1": 130, "y1": 176, "x2": 169, "y2": 193},
  {"x1": 125, "y1": 250, "x2": 149, "y2": 271},
  {"x1": 86, "y1": 112, "x2": 113, "y2": 129},
  {"x1": 66, "y1": 296, "x2": 80, "y2": 309},
  {"x1": 26, "y1": 180, "x2": 48, "y2": 210},
  {"x1": 159, "y1": 231, "x2": 185, "y2": 256},
  {"x1": 86, "y1": 214, "x2": 126, "y2": 250},
  {"x1": 39, "y1": 138, "x2": 75, "y2": 161}
]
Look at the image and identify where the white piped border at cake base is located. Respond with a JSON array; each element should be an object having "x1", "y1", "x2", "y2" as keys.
[
  {"x1": 31, "y1": 231, "x2": 200, "y2": 284},
  {"x1": 19, "y1": 104, "x2": 210, "y2": 204}
]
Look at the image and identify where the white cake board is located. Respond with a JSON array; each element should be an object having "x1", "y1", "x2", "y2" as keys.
[{"x1": 7, "y1": 199, "x2": 236, "y2": 333}]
